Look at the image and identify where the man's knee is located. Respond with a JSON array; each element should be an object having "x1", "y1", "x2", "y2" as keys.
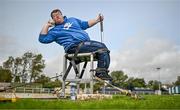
[
  {"x1": 96, "y1": 48, "x2": 110, "y2": 54},
  {"x1": 99, "y1": 42, "x2": 108, "y2": 49}
]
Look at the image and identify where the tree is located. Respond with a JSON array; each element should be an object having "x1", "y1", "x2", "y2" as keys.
[
  {"x1": 132, "y1": 78, "x2": 146, "y2": 88},
  {"x1": 111, "y1": 71, "x2": 128, "y2": 88},
  {"x1": 0, "y1": 68, "x2": 13, "y2": 82},
  {"x1": 175, "y1": 76, "x2": 180, "y2": 86},
  {"x1": 147, "y1": 80, "x2": 160, "y2": 90},
  {"x1": 3, "y1": 56, "x2": 14, "y2": 73},
  {"x1": 126, "y1": 77, "x2": 135, "y2": 90},
  {"x1": 125, "y1": 77, "x2": 146, "y2": 90},
  {"x1": 2, "y1": 52, "x2": 45, "y2": 83},
  {"x1": 40, "y1": 78, "x2": 62, "y2": 88},
  {"x1": 30, "y1": 54, "x2": 45, "y2": 82},
  {"x1": 21, "y1": 52, "x2": 33, "y2": 83},
  {"x1": 35, "y1": 74, "x2": 50, "y2": 85},
  {"x1": 3, "y1": 56, "x2": 23, "y2": 82},
  {"x1": 93, "y1": 82, "x2": 104, "y2": 92},
  {"x1": 13, "y1": 57, "x2": 22, "y2": 82}
]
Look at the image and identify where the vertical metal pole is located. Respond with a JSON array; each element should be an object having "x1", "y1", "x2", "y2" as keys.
[
  {"x1": 77, "y1": 64, "x2": 80, "y2": 78},
  {"x1": 100, "y1": 14, "x2": 104, "y2": 43},
  {"x1": 90, "y1": 53, "x2": 94, "y2": 94},
  {"x1": 85, "y1": 83, "x2": 87, "y2": 94},
  {"x1": 76, "y1": 64, "x2": 80, "y2": 94},
  {"x1": 62, "y1": 54, "x2": 67, "y2": 97},
  {"x1": 77, "y1": 82, "x2": 80, "y2": 94},
  {"x1": 103, "y1": 83, "x2": 105, "y2": 94}
]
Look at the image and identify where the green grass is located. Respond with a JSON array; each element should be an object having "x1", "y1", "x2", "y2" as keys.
[{"x1": 0, "y1": 95, "x2": 180, "y2": 109}]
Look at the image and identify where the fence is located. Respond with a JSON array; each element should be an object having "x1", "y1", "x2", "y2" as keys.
[{"x1": 14, "y1": 87, "x2": 54, "y2": 94}]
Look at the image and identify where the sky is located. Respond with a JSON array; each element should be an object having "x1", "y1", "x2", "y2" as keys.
[{"x1": 0, "y1": 0, "x2": 180, "y2": 83}]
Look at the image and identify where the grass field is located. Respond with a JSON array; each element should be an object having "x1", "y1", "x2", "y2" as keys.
[{"x1": 0, "y1": 95, "x2": 180, "y2": 109}]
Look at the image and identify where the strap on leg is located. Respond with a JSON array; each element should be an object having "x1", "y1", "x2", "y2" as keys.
[{"x1": 65, "y1": 42, "x2": 85, "y2": 78}]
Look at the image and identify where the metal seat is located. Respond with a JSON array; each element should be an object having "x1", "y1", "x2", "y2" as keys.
[{"x1": 60, "y1": 52, "x2": 97, "y2": 97}]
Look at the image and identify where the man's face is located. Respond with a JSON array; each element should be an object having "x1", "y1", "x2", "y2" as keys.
[{"x1": 52, "y1": 11, "x2": 64, "y2": 24}]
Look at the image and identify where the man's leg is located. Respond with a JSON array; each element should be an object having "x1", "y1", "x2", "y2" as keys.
[
  {"x1": 66, "y1": 40, "x2": 112, "y2": 80},
  {"x1": 78, "y1": 40, "x2": 112, "y2": 80}
]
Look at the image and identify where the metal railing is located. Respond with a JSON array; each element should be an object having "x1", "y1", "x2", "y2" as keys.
[{"x1": 14, "y1": 87, "x2": 53, "y2": 94}]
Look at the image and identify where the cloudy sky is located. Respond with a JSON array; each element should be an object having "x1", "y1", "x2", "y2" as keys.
[{"x1": 0, "y1": 0, "x2": 179, "y2": 83}]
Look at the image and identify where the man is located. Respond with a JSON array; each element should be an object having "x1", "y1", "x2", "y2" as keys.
[{"x1": 39, "y1": 9, "x2": 112, "y2": 80}]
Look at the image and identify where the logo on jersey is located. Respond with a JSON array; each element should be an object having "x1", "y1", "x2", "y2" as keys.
[{"x1": 63, "y1": 22, "x2": 73, "y2": 30}]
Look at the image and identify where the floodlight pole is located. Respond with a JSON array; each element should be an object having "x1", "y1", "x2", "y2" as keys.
[{"x1": 156, "y1": 67, "x2": 161, "y2": 95}]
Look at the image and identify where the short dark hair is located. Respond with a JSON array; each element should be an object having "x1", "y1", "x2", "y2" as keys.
[{"x1": 51, "y1": 9, "x2": 62, "y2": 18}]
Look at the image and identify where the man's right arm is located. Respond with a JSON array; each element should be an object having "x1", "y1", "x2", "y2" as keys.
[
  {"x1": 40, "y1": 20, "x2": 54, "y2": 34},
  {"x1": 39, "y1": 20, "x2": 55, "y2": 43}
]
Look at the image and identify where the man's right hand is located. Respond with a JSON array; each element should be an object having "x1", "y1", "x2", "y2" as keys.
[
  {"x1": 47, "y1": 19, "x2": 55, "y2": 27},
  {"x1": 40, "y1": 20, "x2": 55, "y2": 35}
]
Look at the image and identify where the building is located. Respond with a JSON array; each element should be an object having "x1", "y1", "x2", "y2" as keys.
[
  {"x1": 99, "y1": 87, "x2": 121, "y2": 94},
  {"x1": 169, "y1": 86, "x2": 180, "y2": 94},
  {"x1": 133, "y1": 87, "x2": 154, "y2": 95},
  {"x1": 0, "y1": 83, "x2": 11, "y2": 92}
]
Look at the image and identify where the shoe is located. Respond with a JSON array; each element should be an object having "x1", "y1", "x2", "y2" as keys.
[
  {"x1": 96, "y1": 68, "x2": 109, "y2": 73},
  {"x1": 95, "y1": 68, "x2": 112, "y2": 81},
  {"x1": 95, "y1": 72, "x2": 113, "y2": 81}
]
